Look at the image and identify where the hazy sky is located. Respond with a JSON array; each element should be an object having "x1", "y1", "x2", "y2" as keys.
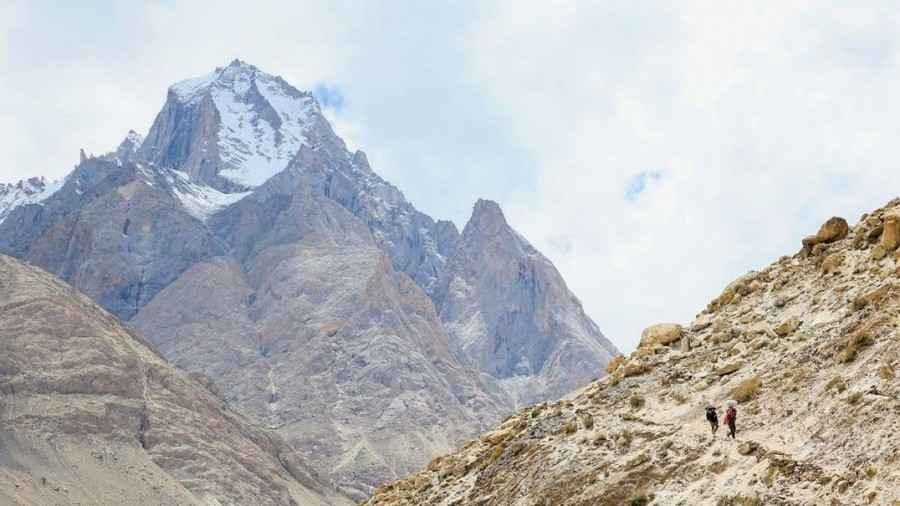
[{"x1": 4, "y1": 1, "x2": 900, "y2": 351}]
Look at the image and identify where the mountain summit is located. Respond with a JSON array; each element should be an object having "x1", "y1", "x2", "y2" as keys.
[
  {"x1": 0, "y1": 60, "x2": 618, "y2": 499},
  {"x1": 140, "y1": 59, "x2": 325, "y2": 191}
]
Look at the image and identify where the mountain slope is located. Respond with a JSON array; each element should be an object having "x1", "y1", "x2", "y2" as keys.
[
  {"x1": 0, "y1": 254, "x2": 350, "y2": 506},
  {"x1": 0, "y1": 60, "x2": 617, "y2": 498},
  {"x1": 437, "y1": 199, "x2": 617, "y2": 407},
  {"x1": 365, "y1": 201, "x2": 900, "y2": 506},
  {"x1": 131, "y1": 161, "x2": 508, "y2": 499}
]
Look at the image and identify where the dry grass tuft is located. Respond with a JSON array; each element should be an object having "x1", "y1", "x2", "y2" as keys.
[
  {"x1": 629, "y1": 395, "x2": 646, "y2": 409},
  {"x1": 731, "y1": 376, "x2": 762, "y2": 403},
  {"x1": 837, "y1": 327, "x2": 875, "y2": 364},
  {"x1": 825, "y1": 376, "x2": 847, "y2": 394}
]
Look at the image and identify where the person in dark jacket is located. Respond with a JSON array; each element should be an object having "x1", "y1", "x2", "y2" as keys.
[
  {"x1": 724, "y1": 405, "x2": 737, "y2": 439},
  {"x1": 705, "y1": 406, "x2": 719, "y2": 435}
]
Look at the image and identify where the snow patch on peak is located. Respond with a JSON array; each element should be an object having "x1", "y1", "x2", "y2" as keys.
[
  {"x1": 163, "y1": 61, "x2": 322, "y2": 188},
  {"x1": 212, "y1": 68, "x2": 318, "y2": 188},
  {"x1": 169, "y1": 71, "x2": 218, "y2": 101},
  {"x1": 166, "y1": 170, "x2": 251, "y2": 222},
  {"x1": 0, "y1": 176, "x2": 65, "y2": 224}
]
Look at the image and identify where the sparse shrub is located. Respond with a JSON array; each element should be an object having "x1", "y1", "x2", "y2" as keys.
[
  {"x1": 879, "y1": 365, "x2": 895, "y2": 380},
  {"x1": 708, "y1": 459, "x2": 730, "y2": 474},
  {"x1": 480, "y1": 445, "x2": 505, "y2": 469},
  {"x1": 838, "y1": 326, "x2": 876, "y2": 363},
  {"x1": 671, "y1": 390, "x2": 688, "y2": 404},
  {"x1": 627, "y1": 494, "x2": 653, "y2": 506},
  {"x1": 563, "y1": 421, "x2": 577, "y2": 435},
  {"x1": 629, "y1": 394, "x2": 645, "y2": 409},
  {"x1": 580, "y1": 413, "x2": 594, "y2": 430},
  {"x1": 866, "y1": 466, "x2": 878, "y2": 479},
  {"x1": 837, "y1": 346, "x2": 857, "y2": 364},
  {"x1": 731, "y1": 376, "x2": 762, "y2": 403},
  {"x1": 510, "y1": 442, "x2": 527, "y2": 457},
  {"x1": 618, "y1": 430, "x2": 634, "y2": 448},
  {"x1": 826, "y1": 376, "x2": 847, "y2": 394},
  {"x1": 847, "y1": 391, "x2": 864, "y2": 405}
]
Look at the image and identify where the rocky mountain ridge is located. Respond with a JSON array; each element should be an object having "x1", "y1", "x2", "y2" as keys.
[
  {"x1": 0, "y1": 60, "x2": 617, "y2": 499},
  {"x1": 0, "y1": 254, "x2": 350, "y2": 506},
  {"x1": 365, "y1": 200, "x2": 900, "y2": 506}
]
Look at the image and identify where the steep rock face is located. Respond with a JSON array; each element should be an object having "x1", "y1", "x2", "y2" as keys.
[
  {"x1": 139, "y1": 60, "x2": 457, "y2": 293},
  {"x1": 365, "y1": 199, "x2": 900, "y2": 506},
  {"x1": 131, "y1": 160, "x2": 508, "y2": 500},
  {"x1": 0, "y1": 158, "x2": 223, "y2": 320},
  {"x1": 139, "y1": 59, "x2": 323, "y2": 192},
  {"x1": 436, "y1": 199, "x2": 618, "y2": 407},
  {"x1": 0, "y1": 254, "x2": 350, "y2": 506}
]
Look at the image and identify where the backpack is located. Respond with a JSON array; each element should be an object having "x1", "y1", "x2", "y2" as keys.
[{"x1": 705, "y1": 408, "x2": 717, "y2": 422}]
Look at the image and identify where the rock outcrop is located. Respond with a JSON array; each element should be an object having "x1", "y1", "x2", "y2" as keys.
[
  {"x1": 0, "y1": 255, "x2": 350, "y2": 506},
  {"x1": 802, "y1": 216, "x2": 849, "y2": 255},
  {"x1": 639, "y1": 323, "x2": 684, "y2": 347},
  {"x1": 365, "y1": 202, "x2": 900, "y2": 506}
]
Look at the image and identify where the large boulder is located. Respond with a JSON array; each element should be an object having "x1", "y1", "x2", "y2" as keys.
[
  {"x1": 639, "y1": 323, "x2": 684, "y2": 347},
  {"x1": 802, "y1": 217, "x2": 849, "y2": 254},
  {"x1": 882, "y1": 215, "x2": 900, "y2": 251},
  {"x1": 815, "y1": 217, "x2": 850, "y2": 243}
]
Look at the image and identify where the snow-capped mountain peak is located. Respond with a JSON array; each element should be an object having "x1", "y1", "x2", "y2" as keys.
[
  {"x1": 0, "y1": 176, "x2": 64, "y2": 224},
  {"x1": 148, "y1": 60, "x2": 321, "y2": 189}
]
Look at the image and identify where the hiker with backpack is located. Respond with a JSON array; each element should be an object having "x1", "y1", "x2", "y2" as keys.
[
  {"x1": 724, "y1": 404, "x2": 737, "y2": 439},
  {"x1": 705, "y1": 406, "x2": 719, "y2": 436}
]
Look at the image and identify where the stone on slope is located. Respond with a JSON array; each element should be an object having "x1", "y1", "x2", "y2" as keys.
[
  {"x1": 802, "y1": 216, "x2": 849, "y2": 254},
  {"x1": 639, "y1": 323, "x2": 684, "y2": 347}
]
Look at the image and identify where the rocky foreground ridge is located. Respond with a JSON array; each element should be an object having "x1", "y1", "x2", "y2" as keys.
[
  {"x1": 0, "y1": 254, "x2": 351, "y2": 506},
  {"x1": 364, "y1": 199, "x2": 900, "y2": 506}
]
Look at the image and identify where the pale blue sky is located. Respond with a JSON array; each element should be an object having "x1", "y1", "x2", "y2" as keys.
[{"x1": 3, "y1": 1, "x2": 900, "y2": 351}]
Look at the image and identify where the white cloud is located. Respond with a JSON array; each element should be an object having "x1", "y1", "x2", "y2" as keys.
[{"x1": 3, "y1": 1, "x2": 900, "y2": 353}]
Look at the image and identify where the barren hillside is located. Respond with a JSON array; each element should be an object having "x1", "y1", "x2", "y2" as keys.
[
  {"x1": 364, "y1": 199, "x2": 900, "y2": 506},
  {"x1": 0, "y1": 254, "x2": 350, "y2": 506}
]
